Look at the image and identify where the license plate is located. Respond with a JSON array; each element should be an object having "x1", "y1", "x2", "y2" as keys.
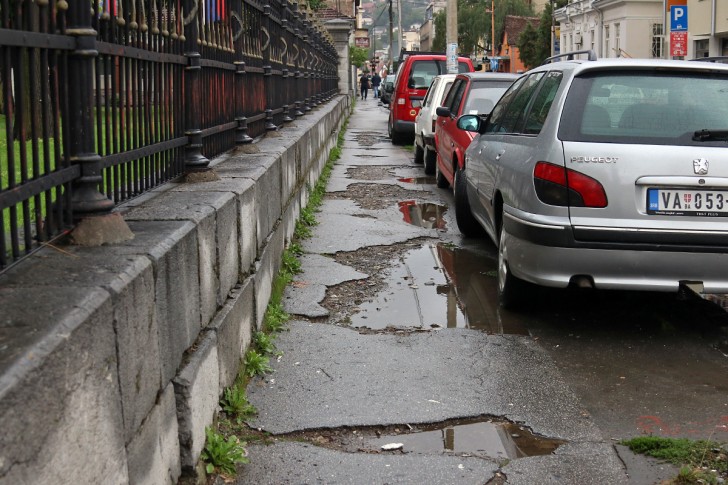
[{"x1": 647, "y1": 188, "x2": 728, "y2": 216}]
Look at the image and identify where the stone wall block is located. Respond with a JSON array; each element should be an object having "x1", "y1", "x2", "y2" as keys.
[
  {"x1": 209, "y1": 278, "x2": 255, "y2": 393},
  {"x1": 0, "y1": 287, "x2": 128, "y2": 484},
  {"x1": 173, "y1": 332, "x2": 220, "y2": 471},
  {"x1": 126, "y1": 383, "x2": 181, "y2": 485},
  {"x1": 253, "y1": 226, "x2": 285, "y2": 330}
]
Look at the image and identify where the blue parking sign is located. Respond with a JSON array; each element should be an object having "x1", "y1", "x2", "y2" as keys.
[{"x1": 670, "y1": 6, "x2": 687, "y2": 32}]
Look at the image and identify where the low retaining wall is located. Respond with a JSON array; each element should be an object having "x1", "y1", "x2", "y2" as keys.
[{"x1": 0, "y1": 96, "x2": 350, "y2": 484}]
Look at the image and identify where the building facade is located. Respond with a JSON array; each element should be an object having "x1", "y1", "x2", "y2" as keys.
[
  {"x1": 555, "y1": 0, "x2": 664, "y2": 59},
  {"x1": 419, "y1": 0, "x2": 446, "y2": 51},
  {"x1": 687, "y1": 0, "x2": 728, "y2": 58}
]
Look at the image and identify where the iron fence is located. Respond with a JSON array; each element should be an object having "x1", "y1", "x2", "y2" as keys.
[{"x1": 0, "y1": 0, "x2": 339, "y2": 272}]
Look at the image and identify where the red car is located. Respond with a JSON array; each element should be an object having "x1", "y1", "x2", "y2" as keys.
[
  {"x1": 434, "y1": 72, "x2": 518, "y2": 189},
  {"x1": 388, "y1": 51, "x2": 475, "y2": 145}
]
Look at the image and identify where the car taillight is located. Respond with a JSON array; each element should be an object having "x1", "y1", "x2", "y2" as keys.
[
  {"x1": 533, "y1": 162, "x2": 607, "y2": 208},
  {"x1": 398, "y1": 98, "x2": 405, "y2": 105},
  {"x1": 432, "y1": 119, "x2": 436, "y2": 133}
]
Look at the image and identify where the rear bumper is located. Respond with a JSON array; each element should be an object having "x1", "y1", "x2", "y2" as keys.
[
  {"x1": 502, "y1": 209, "x2": 728, "y2": 292},
  {"x1": 393, "y1": 119, "x2": 415, "y2": 134}
]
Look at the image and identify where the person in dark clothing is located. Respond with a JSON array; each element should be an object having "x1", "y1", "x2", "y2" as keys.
[
  {"x1": 360, "y1": 73, "x2": 371, "y2": 100},
  {"x1": 371, "y1": 72, "x2": 382, "y2": 98}
]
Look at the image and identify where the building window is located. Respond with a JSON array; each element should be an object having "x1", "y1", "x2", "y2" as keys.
[
  {"x1": 604, "y1": 25, "x2": 610, "y2": 57},
  {"x1": 695, "y1": 39, "x2": 709, "y2": 58},
  {"x1": 614, "y1": 23, "x2": 620, "y2": 56},
  {"x1": 590, "y1": 30, "x2": 595, "y2": 52},
  {"x1": 651, "y1": 23, "x2": 664, "y2": 58}
]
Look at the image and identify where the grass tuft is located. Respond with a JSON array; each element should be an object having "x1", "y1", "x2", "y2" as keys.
[{"x1": 201, "y1": 427, "x2": 248, "y2": 476}]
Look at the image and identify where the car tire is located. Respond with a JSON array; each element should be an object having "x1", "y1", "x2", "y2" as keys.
[
  {"x1": 424, "y1": 148, "x2": 436, "y2": 175},
  {"x1": 391, "y1": 128, "x2": 407, "y2": 145},
  {"x1": 454, "y1": 167, "x2": 482, "y2": 237},
  {"x1": 435, "y1": 159, "x2": 449, "y2": 188},
  {"x1": 498, "y1": 226, "x2": 527, "y2": 309},
  {"x1": 414, "y1": 142, "x2": 424, "y2": 164}
]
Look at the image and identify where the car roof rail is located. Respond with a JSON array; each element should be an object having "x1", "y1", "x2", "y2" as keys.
[
  {"x1": 689, "y1": 56, "x2": 728, "y2": 64},
  {"x1": 542, "y1": 49, "x2": 598, "y2": 65}
]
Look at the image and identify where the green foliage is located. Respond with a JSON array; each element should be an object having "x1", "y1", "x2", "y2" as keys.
[
  {"x1": 308, "y1": 0, "x2": 324, "y2": 9},
  {"x1": 294, "y1": 219, "x2": 313, "y2": 239},
  {"x1": 517, "y1": 1, "x2": 556, "y2": 69},
  {"x1": 349, "y1": 45, "x2": 369, "y2": 70},
  {"x1": 254, "y1": 331, "x2": 278, "y2": 356},
  {"x1": 289, "y1": 242, "x2": 304, "y2": 256},
  {"x1": 263, "y1": 300, "x2": 289, "y2": 333},
  {"x1": 282, "y1": 248, "x2": 302, "y2": 275},
  {"x1": 221, "y1": 385, "x2": 257, "y2": 419},
  {"x1": 201, "y1": 427, "x2": 248, "y2": 476},
  {"x1": 433, "y1": 0, "x2": 535, "y2": 58},
  {"x1": 300, "y1": 206, "x2": 318, "y2": 227},
  {"x1": 621, "y1": 436, "x2": 727, "y2": 484},
  {"x1": 244, "y1": 350, "x2": 273, "y2": 377}
]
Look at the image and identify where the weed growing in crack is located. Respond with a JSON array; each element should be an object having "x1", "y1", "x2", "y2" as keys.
[
  {"x1": 282, "y1": 250, "x2": 302, "y2": 275},
  {"x1": 294, "y1": 219, "x2": 313, "y2": 239},
  {"x1": 201, "y1": 427, "x2": 248, "y2": 476},
  {"x1": 244, "y1": 349, "x2": 273, "y2": 377},
  {"x1": 253, "y1": 331, "x2": 278, "y2": 356},
  {"x1": 621, "y1": 436, "x2": 727, "y2": 484},
  {"x1": 221, "y1": 385, "x2": 258, "y2": 422}
]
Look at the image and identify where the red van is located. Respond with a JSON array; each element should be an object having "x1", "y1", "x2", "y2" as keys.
[{"x1": 388, "y1": 51, "x2": 475, "y2": 145}]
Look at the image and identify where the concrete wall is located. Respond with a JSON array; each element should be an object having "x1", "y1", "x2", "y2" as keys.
[{"x1": 0, "y1": 95, "x2": 350, "y2": 485}]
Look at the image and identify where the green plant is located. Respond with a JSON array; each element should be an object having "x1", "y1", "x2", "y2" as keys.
[
  {"x1": 288, "y1": 242, "x2": 304, "y2": 256},
  {"x1": 281, "y1": 249, "x2": 302, "y2": 275},
  {"x1": 221, "y1": 385, "x2": 257, "y2": 419},
  {"x1": 621, "y1": 436, "x2": 727, "y2": 484},
  {"x1": 244, "y1": 349, "x2": 272, "y2": 377},
  {"x1": 263, "y1": 300, "x2": 289, "y2": 333},
  {"x1": 201, "y1": 427, "x2": 248, "y2": 476},
  {"x1": 294, "y1": 219, "x2": 312, "y2": 239},
  {"x1": 300, "y1": 206, "x2": 318, "y2": 227},
  {"x1": 254, "y1": 331, "x2": 277, "y2": 356}
]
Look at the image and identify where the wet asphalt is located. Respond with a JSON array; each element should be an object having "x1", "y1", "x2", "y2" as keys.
[{"x1": 239, "y1": 98, "x2": 728, "y2": 484}]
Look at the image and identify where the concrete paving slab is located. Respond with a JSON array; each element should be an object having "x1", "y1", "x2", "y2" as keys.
[
  {"x1": 283, "y1": 254, "x2": 368, "y2": 318},
  {"x1": 246, "y1": 321, "x2": 602, "y2": 443}
]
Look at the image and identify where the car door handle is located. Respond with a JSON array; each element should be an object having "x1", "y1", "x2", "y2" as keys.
[
  {"x1": 451, "y1": 142, "x2": 454, "y2": 147},
  {"x1": 495, "y1": 150, "x2": 505, "y2": 160}
]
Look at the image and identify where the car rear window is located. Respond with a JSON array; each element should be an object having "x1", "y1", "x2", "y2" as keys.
[
  {"x1": 559, "y1": 70, "x2": 728, "y2": 145},
  {"x1": 409, "y1": 60, "x2": 471, "y2": 89},
  {"x1": 462, "y1": 81, "x2": 513, "y2": 115}
]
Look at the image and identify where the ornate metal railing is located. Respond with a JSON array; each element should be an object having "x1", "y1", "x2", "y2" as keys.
[{"x1": 0, "y1": 0, "x2": 339, "y2": 271}]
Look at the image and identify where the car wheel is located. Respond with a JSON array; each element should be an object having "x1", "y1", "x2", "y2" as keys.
[
  {"x1": 435, "y1": 159, "x2": 449, "y2": 188},
  {"x1": 424, "y1": 148, "x2": 436, "y2": 175},
  {"x1": 414, "y1": 142, "x2": 424, "y2": 164},
  {"x1": 454, "y1": 167, "x2": 483, "y2": 237},
  {"x1": 498, "y1": 226, "x2": 527, "y2": 309}
]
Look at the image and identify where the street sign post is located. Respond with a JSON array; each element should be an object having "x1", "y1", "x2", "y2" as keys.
[
  {"x1": 447, "y1": 43, "x2": 458, "y2": 74},
  {"x1": 670, "y1": 31, "x2": 687, "y2": 57}
]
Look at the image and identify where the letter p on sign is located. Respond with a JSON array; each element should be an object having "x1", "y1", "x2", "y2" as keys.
[{"x1": 670, "y1": 6, "x2": 687, "y2": 32}]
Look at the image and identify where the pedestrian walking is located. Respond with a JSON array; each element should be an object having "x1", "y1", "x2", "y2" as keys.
[
  {"x1": 371, "y1": 72, "x2": 381, "y2": 98},
  {"x1": 360, "y1": 72, "x2": 371, "y2": 100}
]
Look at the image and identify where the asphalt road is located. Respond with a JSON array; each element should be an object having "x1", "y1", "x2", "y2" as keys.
[{"x1": 239, "y1": 98, "x2": 728, "y2": 485}]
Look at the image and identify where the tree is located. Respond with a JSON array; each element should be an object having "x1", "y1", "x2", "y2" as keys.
[
  {"x1": 433, "y1": 0, "x2": 534, "y2": 59},
  {"x1": 516, "y1": 0, "x2": 567, "y2": 68},
  {"x1": 349, "y1": 45, "x2": 370, "y2": 70}
]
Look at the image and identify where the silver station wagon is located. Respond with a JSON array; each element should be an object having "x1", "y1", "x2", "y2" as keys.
[{"x1": 455, "y1": 50, "x2": 728, "y2": 308}]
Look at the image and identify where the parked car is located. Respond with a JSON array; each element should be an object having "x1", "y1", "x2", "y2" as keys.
[
  {"x1": 413, "y1": 74, "x2": 456, "y2": 174},
  {"x1": 388, "y1": 51, "x2": 475, "y2": 145},
  {"x1": 380, "y1": 74, "x2": 396, "y2": 105},
  {"x1": 454, "y1": 50, "x2": 728, "y2": 308},
  {"x1": 433, "y1": 72, "x2": 518, "y2": 188}
]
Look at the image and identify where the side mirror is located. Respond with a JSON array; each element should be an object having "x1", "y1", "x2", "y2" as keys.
[
  {"x1": 457, "y1": 114, "x2": 481, "y2": 132},
  {"x1": 436, "y1": 106, "x2": 451, "y2": 117}
]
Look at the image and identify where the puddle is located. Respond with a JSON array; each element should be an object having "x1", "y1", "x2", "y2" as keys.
[
  {"x1": 350, "y1": 244, "x2": 529, "y2": 335},
  {"x1": 397, "y1": 177, "x2": 436, "y2": 185},
  {"x1": 367, "y1": 420, "x2": 564, "y2": 460},
  {"x1": 398, "y1": 200, "x2": 447, "y2": 229}
]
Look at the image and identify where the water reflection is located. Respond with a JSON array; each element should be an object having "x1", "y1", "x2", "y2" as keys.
[
  {"x1": 350, "y1": 244, "x2": 529, "y2": 335},
  {"x1": 398, "y1": 200, "x2": 447, "y2": 230},
  {"x1": 397, "y1": 177, "x2": 436, "y2": 185},
  {"x1": 368, "y1": 420, "x2": 563, "y2": 459}
]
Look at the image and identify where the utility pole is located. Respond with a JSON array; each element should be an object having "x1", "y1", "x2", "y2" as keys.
[
  {"x1": 397, "y1": 0, "x2": 403, "y2": 54},
  {"x1": 388, "y1": 0, "x2": 394, "y2": 72},
  {"x1": 446, "y1": 0, "x2": 458, "y2": 72},
  {"x1": 550, "y1": 0, "x2": 555, "y2": 57},
  {"x1": 491, "y1": 0, "x2": 495, "y2": 57}
]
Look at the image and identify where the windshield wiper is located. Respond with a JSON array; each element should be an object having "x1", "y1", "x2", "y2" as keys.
[{"x1": 693, "y1": 129, "x2": 728, "y2": 141}]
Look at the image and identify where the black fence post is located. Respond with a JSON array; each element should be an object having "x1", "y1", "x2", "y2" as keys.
[
  {"x1": 67, "y1": 1, "x2": 114, "y2": 218},
  {"x1": 183, "y1": 0, "x2": 210, "y2": 172},
  {"x1": 263, "y1": 3, "x2": 277, "y2": 131}
]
